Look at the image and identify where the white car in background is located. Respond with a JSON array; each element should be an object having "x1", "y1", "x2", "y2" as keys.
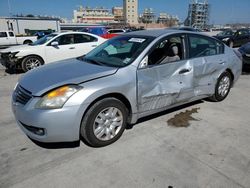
[{"x1": 0, "y1": 32, "x2": 106, "y2": 72}]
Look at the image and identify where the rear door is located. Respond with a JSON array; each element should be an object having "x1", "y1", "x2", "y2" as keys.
[
  {"x1": 234, "y1": 30, "x2": 250, "y2": 47},
  {"x1": 73, "y1": 34, "x2": 100, "y2": 56},
  {"x1": 187, "y1": 34, "x2": 225, "y2": 96},
  {"x1": 7, "y1": 32, "x2": 17, "y2": 45},
  {"x1": 137, "y1": 34, "x2": 194, "y2": 113}
]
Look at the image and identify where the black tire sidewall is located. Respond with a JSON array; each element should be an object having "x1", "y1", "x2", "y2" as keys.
[
  {"x1": 214, "y1": 72, "x2": 232, "y2": 101},
  {"x1": 81, "y1": 98, "x2": 128, "y2": 147}
]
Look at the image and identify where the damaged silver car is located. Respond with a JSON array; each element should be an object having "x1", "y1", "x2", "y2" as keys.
[{"x1": 12, "y1": 29, "x2": 242, "y2": 147}]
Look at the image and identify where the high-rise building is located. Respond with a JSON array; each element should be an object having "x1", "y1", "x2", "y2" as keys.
[
  {"x1": 184, "y1": 0, "x2": 210, "y2": 29},
  {"x1": 73, "y1": 6, "x2": 114, "y2": 24},
  {"x1": 112, "y1": 7, "x2": 124, "y2": 23},
  {"x1": 139, "y1": 8, "x2": 156, "y2": 24},
  {"x1": 123, "y1": 0, "x2": 138, "y2": 25}
]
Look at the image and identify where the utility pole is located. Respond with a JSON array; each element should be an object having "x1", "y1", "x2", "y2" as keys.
[{"x1": 8, "y1": 0, "x2": 12, "y2": 16}]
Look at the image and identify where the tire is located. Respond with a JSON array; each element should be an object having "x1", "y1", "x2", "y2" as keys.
[
  {"x1": 81, "y1": 98, "x2": 128, "y2": 147},
  {"x1": 209, "y1": 71, "x2": 232, "y2": 102},
  {"x1": 229, "y1": 41, "x2": 234, "y2": 48},
  {"x1": 21, "y1": 56, "x2": 44, "y2": 72},
  {"x1": 23, "y1": 40, "x2": 32, "y2": 45}
]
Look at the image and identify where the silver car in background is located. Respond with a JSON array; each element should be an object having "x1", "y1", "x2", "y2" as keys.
[{"x1": 12, "y1": 29, "x2": 242, "y2": 147}]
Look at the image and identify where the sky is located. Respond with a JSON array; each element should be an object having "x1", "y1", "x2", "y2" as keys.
[{"x1": 0, "y1": 0, "x2": 250, "y2": 24}]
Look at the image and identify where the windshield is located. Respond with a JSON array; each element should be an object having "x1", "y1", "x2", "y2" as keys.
[
  {"x1": 81, "y1": 35, "x2": 154, "y2": 67},
  {"x1": 31, "y1": 34, "x2": 58, "y2": 45},
  {"x1": 217, "y1": 30, "x2": 233, "y2": 36}
]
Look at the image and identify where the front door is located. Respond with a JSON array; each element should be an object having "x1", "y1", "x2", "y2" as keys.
[
  {"x1": 45, "y1": 34, "x2": 78, "y2": 63},
  {"x1": 137, "y1": 35, "x2": 194, "y2": 113}
]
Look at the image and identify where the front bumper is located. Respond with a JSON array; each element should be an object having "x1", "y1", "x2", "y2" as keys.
[{"x1": 12, "y1": 95, "x2": 85, "y2": 143}]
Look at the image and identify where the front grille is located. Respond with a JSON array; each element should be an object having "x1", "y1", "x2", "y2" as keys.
[{"x1": 13, "y1": 85, "x2": 32, "y2": 105}]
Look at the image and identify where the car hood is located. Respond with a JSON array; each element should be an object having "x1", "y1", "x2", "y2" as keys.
[
  {"x1": 18, "y1": 58, "x2": 118, "y2": 96},
  {"x1": 0, "y1": 44, "x2": 43, "y2": 54}
]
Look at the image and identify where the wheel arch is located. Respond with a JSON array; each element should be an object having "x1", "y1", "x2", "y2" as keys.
[
  {"x1": 23, "y1": 40, "x2": 33, "y2": 44},
  {"x1": 21, "y1": 54, "x2": 45, "y2": 65},
  {"x1": 81, "y1": 93, "x2": 133, "y2": 125}
]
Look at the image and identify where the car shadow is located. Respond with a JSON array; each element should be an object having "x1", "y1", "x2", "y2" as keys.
[
  {"x1": 5, "y1": 67, "x2": 24, "y2": 74},
  {"x1": 126, "y1": 100, "x2": 204, "y2": 130},
  {"x1": 242, "y1": 67, "x2": 250, "y2": 75},
  {"x1": 29, "y1": 137, "x2": 80, "y2": 149}
]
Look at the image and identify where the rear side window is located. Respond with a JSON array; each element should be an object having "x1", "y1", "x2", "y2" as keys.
[
  {"x1": 74, "y1": 34, "x2": 97, "y2": 43},
  {"x1": 0, "y1": 32, "x2": 7, "y2": 38},
  {"x1": 8, "y1": 32, "x2": 14, "y2": 37},
  {"x1": 188, "y1": 35, "x2": 224, "y2": 58}
]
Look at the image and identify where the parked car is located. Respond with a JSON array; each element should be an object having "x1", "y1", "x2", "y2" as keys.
[
  {"x1": 0, "y1": 31, "x2": 106, "y2": 72},
  {"x1": 0, "y1": 31, "x2": 37, "y2": 46},
  {"x1": 214, "y1": 29, "x2": 250, "y2": 48},
  {"x1": 80, "y1": 26, "x2": 118, "y2": 39},
  {"x1": 12, "y1": 29, "x2": 242, "y2": 147},
  {"x1": 238, "y1": 42, "x2": 250, "y2": 69},
  {"x1": 107, "y1": 29, "x2": 127, "y2": 34},
  {"x1": 170, "y1": 27, "x2": 201, "y2": 32}
]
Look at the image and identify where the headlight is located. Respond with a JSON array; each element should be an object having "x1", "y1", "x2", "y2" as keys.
[
  {"x1": 222, "y1": 38, "x2": 229, "y2": 42},
  {"x1": 9, "y1": 51, "x2": 19, "y2": 59},
  {"x1": 36, "y1": 85, "x2": 82, "y2": 109}
]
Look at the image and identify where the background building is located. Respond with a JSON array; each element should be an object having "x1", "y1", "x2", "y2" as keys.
[
  {"x1": 184, "y1": 0, "x2": 210, "y2": 30},
  {"x1": 73, "y1": 6, "x2": 114, "y2": 24},
  {"x1": 139, "y1": 8, "x2": 156, "y2": 24},
  {"x1": 0, "y1": 16, "x2": 60, "y2": 35},
  {"x1": 123, "y1": 0, "x2": 138, "y2": 25},
  {"x1": 157, "y1": 13, "x2": 179, "y2": 27},
  {"x1": 112, "y1": 7, "x2": 124, "y2": 23}
]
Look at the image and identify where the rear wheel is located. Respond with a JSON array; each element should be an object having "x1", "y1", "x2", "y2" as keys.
[
  {"x1": 21, "y1": 56, "x2": 44, "y2": 72},
  {"x1": 23, "y1": 40, "x2": 32, "y2": 45},
  {"x1": 209, "y1": 71, "x2": 232, "y2": 102},
  {"x1": 81, "y1": 98, "x2": 128, "y2": 147}
]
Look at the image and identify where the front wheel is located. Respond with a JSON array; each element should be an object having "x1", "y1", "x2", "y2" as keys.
[
  {"x1": 81, "y1": 98, "x2": 128, "y2": 147},
  {"x1": 21, "y1": 56, "x2": 44, "y2": 72},
  {"x1": 209, "y1": 71, "x2": 232, "y2": 102}
]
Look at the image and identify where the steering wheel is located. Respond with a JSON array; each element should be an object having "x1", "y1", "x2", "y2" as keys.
[{"x1": 97, "y1": 50, "x2": 109, "y2": 57}]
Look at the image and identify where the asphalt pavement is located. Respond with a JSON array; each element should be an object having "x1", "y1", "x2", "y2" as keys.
[{"x1": 0, "y1": 70, "x2": 250, "y2": 188}]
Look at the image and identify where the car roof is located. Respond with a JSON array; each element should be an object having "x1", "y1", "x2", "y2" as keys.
[{"x1": 124, "y1": 29, "x2": 193, "y2": 37}]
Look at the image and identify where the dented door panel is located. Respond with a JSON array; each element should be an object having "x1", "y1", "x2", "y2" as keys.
[
  {"x1": 137, "y1": 60, "x2": 194, "y2": 113},
  {"x1": 193, "y1": 54, "x2": 226, "y2": 96}
]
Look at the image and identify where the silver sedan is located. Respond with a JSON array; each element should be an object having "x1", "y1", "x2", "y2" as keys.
[{"x1": 12, "y1": 29, "x2": 242, "y2": 147}]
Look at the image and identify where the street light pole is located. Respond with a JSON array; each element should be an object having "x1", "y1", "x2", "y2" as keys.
[{"x1": 7, "y1": 0, "x2": 12, "y2": 16}]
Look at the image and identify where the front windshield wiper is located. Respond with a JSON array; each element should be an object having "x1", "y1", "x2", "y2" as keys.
[{"x1": 81, "y1": 57, "x2": 105, "y2": 66}]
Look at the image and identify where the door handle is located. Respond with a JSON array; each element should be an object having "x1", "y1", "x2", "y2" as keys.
[
  {"x1": 179, "y1": 68, "x2": 191, "y2": 74},
  {"x1": 219, "y1": 60, "x2": 225, "y2": 65},
  {"x1": 69, "y1": 47, "x2": 75, "y2": 49}
]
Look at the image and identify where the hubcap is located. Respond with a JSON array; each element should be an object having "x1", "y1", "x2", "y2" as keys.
[
  {"x1": 26, "y1": 58, "x2": 41, "y2": 70},
  {"x1": 218, "y1": 76, "x2": 230, "y2": 97},
  {"x1": 93, "y1": 107, "x2": 123, "y2": 141}
]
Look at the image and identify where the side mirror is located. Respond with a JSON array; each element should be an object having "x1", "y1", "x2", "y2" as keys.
[
  {"x1": 51, "y1": 41, "x2": 59, "y2": 46},
  {"x1": 139, "y1": 56, "x2": 148, "y2": 69}
]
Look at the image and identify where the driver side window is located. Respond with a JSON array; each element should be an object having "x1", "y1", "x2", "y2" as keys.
[
  {"x1": 53, "y1": 34, "x2": 75, "y2": 45},
  {"x1": 148, "y1": 36, "x2": 183, "y2": 65}
]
